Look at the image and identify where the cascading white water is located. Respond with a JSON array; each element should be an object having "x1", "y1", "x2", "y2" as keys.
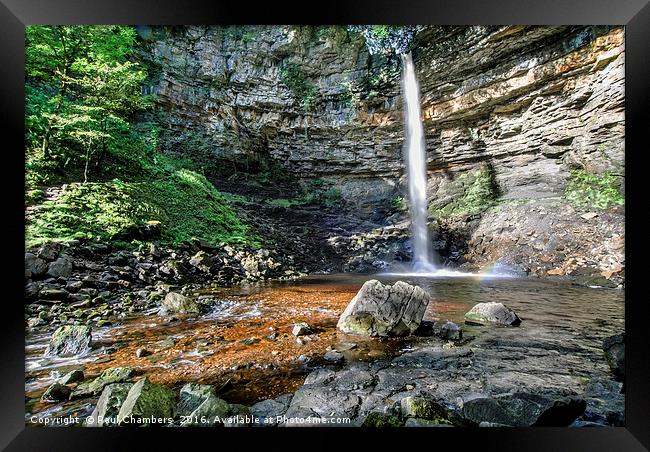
[{"x1": 401, "y1": 52, "x2": 436, "y2": 272}]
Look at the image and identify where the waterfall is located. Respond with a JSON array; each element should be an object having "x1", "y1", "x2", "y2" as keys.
[{"x1": 401, "y1": 52, "x2": 436, "y2": 272}]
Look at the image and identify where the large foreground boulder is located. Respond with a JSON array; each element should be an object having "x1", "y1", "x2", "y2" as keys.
[
  {"x1": 459, "y1": 393, "x2": 586, "y2": 427},
  {"x1": 337, "y1": 280, "x2": 430, "y2": 337},
  {"x1": 464, "y1": 302, "x2": 521, "y2": 326},
  {"x1": 116, "y1": 379, "x2": 176, "y2": 425},
  {"x1": 177, "y1": 383, "x2": 230, "y2": 426},
  {"x1": 86, "y1": 383, "x2": 133, "y2": 427},
  {"x1": 44, "y1": 325, "x2": 92, "y2": 356}
]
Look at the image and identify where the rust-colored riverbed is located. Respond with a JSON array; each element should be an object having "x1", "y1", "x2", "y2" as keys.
[{"x1": 25, "y1": 273, "x2": 624, "y2": 425}]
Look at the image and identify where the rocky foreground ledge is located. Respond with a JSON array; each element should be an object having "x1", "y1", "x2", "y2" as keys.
[{"x1": 31, "y1": 278, "x2": 624, "y2": 428}]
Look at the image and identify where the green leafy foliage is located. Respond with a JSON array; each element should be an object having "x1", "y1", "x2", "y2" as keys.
[
  {"x1": 25, "y1": 25, "x2": 151, "y2": 184},
  {"x1": 347, "y1": 25, "x2": 417, "y2": 55},
  {"x1": 280, "y1": 62, "x2": 321, "y2": 112},
  {"x1": 564, "y1": 170, "x2": 624, "y2": 209},
  {"x1": 391, "y1": 196, "x2": 407, "y2": 211},
  {"x1": 26, "y1": 168, "x2": 258, "y2": 249}
]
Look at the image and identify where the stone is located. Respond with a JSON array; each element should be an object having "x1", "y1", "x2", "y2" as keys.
[
  {"x1": 116, "y1": 379, "x2": 176, "y2": 425},
  {"x1": 47, "y1": 257, "x2": 73, "y2": 278},
  {"x1": 86, "y1": 383, "x2": 133, "y2": 427},
  {"x1": 250, "y1": 399, "x2": 289, "y2": 425},
  {"x1": 223, "y1": 404, "x2": 252, "y2": 427},
  {"x1": 159, "y1": 292, "x2": 201, "y2": 315},
  {"x1": 135, "y1": 348, "x2": 152, "y2": 358},
  {"x1": 458, "y1": 393, "x2": 586, "y2": 427},
  {"x1": 292, "y1": 322, "x2": 313, "y2": 336},
  {"x1": 45, "y1": 325, "x2": 92, "y2": 356},
  {"x1": 440, "y1": 321, "x2": 462, "y2": 340},
  {"x1": 72, "y1": 367, "x2": 134, "y2": 398},
  {"x1": 337, "y1": 279, "x2": 430, "y2": 337},
  {"x1": 39, "y1": 288, "x2": 69, "y2": 300},
  {"x1": 25, "y1": 253, "x2": 48, "y2": 278},
  {"x1": 405, "y1": 418, "x2": 453, "y2": 427},
  {"x1": 177, "y1": 383, "x2": 230, "y2": 426},
  {"x1": 37, "y1": 242, "x2": 62, "y2": 261},
  {"x1": 400, "y1": 397, "x2": 450, "y2": 421},
  {"x1": 189, "y1": 251, "x2": 213, "y2": 269},
  {"x1": 58, "y1": 369, "x2": 84, "y2": 385},
  {"x1": 464, "y1": 302, "x2": 521, "y2": 326},
  {"x1": 41, "y1": 382, "x2": 72, "y2": 402},
  {"x1": 602, "y1": 333, "x2": 624, "y2": 380},
  {"x1": 361, "y1": 411, "x2": 404, "y2": 427},
  {"x1": 324, "y1": 350, "x2": 344, "y2": 363}
]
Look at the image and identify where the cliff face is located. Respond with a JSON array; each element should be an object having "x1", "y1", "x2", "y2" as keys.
[{"x1": 138, "y1": 25, "x2": 625, "y2": 284}]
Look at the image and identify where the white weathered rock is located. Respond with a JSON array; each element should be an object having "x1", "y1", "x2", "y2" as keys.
[
  {"x1": 464, "y1": 302, "x2": 521, "y2": 326},
  {"x1": 337, "y1": 280, "x2": 430, "y2": 337}
]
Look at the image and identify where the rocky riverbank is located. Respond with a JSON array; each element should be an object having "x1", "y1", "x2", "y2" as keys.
[
  {"x1": 26, "y1": 272, "x2": 625, "y2": 428},
  {"x1": 25, "y1": 239, "x2": 304, "y2": 328}
]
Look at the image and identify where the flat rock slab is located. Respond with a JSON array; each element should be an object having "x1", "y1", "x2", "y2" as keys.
[{"x1": 337, "y1": 279, "x2": 430, "y2": 337}]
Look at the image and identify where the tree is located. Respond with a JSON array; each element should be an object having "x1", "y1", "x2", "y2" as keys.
[{"x1": 25, "y1": 25, "x2": 150, "y2": 181}]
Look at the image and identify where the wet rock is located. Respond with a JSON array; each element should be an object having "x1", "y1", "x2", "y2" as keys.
[
  {"x1": 47, "y1": 257, "x2": 73, "y2": 278},
  {"x1": 86, "y1": 383, "x2": 133, "y2": 427},
  {"x1": 41, "y1": 382, "x2": 72, "y2": 402},
  {"x1": 337, "y1": 279, "x2": 430, "y2": 337},
  {"x1": 324, "y1": 350, "x2": 344, "y2": 363},
  {"x1": 464, "y1": 302, "x2": 521, "y2": 326},
  {"x1": 116, "y1": 379, "x2": 176, "y2": 425},
  {"x1": 58, "y1": 369, "x2": 84, "y2": 385},
  {"x1": 602, "y1": 333, "x2": 624, "y2": 380},
  {"x1": 440, "y1": 321, "x2": 462, "y2": 340},
  {"x1": 240, "y1": 337, "x2": 260, "y2": 345},
  {"x1": 72, "y1": 367, "x2": 134, "y2": 398},
  {"x1": 177, "y1": 383, "x2": 230, "y2": 426},
  {"x1": 159, "y1": 292, "x2": 201, "y2": 315},
  {"x1": 292, "y1": 322, "x2": 313, "y2": 336},
  {"x1": 25, "y1": 253, "x2": 48, "y2": 278},
  {"x1": 250, "y1": 399, "x2": 289, "y2": 425},
  {"x1": 458, "y1": 393, "x2": 586, "y2": 427},
  {"x1": 332, "y1": 342, "x2": 358, "y2": 352},
  {"x1": 581, "y1": 377, "x2": 625, "y2": 426},
  {"x1": 45, "y1": 325, "x2": 92, "y2": 356}
]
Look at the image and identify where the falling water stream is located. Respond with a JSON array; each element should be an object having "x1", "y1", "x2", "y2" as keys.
[{"x1": 401, "y1": 52, "x2": 436, "y2": 272}]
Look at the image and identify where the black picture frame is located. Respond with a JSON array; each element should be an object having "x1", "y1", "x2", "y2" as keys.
[{"x1": 2, "y1": 0, "x2": 648, "y2": 450}]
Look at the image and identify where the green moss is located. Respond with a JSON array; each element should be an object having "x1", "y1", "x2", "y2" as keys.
[
  {"x1": 362, "y1": 411, "x2": 404, "y2": 427},
  {"x1": 391, "y1": 195, "x2": 407, "y2": 212},
  {"x1": 564, "y1": 169, "x2": 624, "y2": 209},
  {"x1": 429, "y1": 165, "x2": 500, "y2": 219},
  {"x1": 26, "y1": 168, "x2": 259, "y2": 249}
]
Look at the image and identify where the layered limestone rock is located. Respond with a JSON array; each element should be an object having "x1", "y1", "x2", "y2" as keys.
[{"x1": 137, "y1": 25, "x2": 624, "y2": 282}]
